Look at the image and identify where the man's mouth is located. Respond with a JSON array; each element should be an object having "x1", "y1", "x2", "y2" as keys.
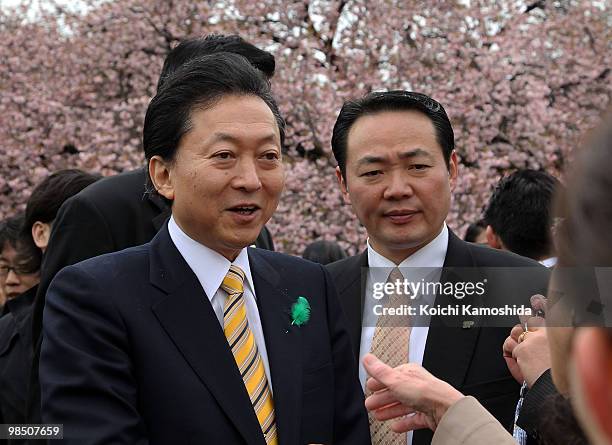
[
  {"x1": 385, "y1": 209, "x2": 419, "y2": 216},
  {"x1": 228, "y1": 204, "x2": 261, "y2": 215},
  {"x1": 383, "y1": 209, "x2": 420, "y2": 223}
]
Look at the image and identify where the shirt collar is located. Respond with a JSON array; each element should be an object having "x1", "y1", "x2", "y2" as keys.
[
  {"x1": 167, "y1": 216, "x2": 255, "y2": 301},
  {"x1": 367, "y1": 223, "x2": 449, "y2": 281},
  {"x1": 540, "y1": 257, "x2": 557, "y2": 268}
]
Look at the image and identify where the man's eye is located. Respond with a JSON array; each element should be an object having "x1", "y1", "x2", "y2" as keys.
[
  {"x1": 214, "y1": 152, "x2": 233, "y2": 160},
  {"x1": 362, "y1": 170, "x2": 381, "y2": 177},
  {"x1": 411, "y1": 164, "x2": 430, "y2": 171},
  {"x1": 262, "y1": 152, "x2": 279, "y2": 161}
]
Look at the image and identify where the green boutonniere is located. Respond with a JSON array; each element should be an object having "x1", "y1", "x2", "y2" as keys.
[{"x1": 286, "y1": 296, "x2": 311, "y2": 333}]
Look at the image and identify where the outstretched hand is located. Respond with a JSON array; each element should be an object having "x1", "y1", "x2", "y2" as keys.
[{"x1": 363, "y1": 354, "x2": 464, "y2": 433}]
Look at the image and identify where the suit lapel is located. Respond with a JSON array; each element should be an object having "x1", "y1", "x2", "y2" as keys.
[
  {"x1": 413, "y1": 232, "x2": 483, "y2": 445},
  {"x1": 248, "y1": 249, "x2": 302, "y2": 445},
  {"x1": 149, "y1": 226, "x2": 266, "y2": 445},
  {"x1": 421, "y1": 231, "x2": 482, "y2": 388},
  {"x1": 332, "y1": 252, "x2": 368, "y2": 362}
]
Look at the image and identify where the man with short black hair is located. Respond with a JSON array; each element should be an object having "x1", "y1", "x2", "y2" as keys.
[
  {"x1": 327, "y1": 90, "x2": 550, "y2": 445},
  {"x1": 486, "y1": 170, "x2": 562, "y2": 444},
  {"x1": 27, "y1": 34, "x2": 278, "y2": 424},
  {"x1": 40, "y1": 53, "x2": 370, "y2": 445},
  {"x1": 484, "y1": 169, "x2": 560, "y2": 265}
]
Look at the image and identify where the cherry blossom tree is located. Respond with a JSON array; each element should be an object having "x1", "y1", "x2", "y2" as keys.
[{"x1": 1, "y1": 0, "x2": 609, "y2": 254}]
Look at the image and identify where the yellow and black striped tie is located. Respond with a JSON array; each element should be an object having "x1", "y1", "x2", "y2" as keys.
[{"x1": 222, "y1": 265, "x2": 278, "y2": 445}]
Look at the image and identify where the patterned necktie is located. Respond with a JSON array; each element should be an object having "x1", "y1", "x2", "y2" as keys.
[
  {"x1": 368, "y1": 267, "x2": 412, "y2": 445},
  {"x1": 222, "y1": 265, "x2": 278, "y2": 445}
]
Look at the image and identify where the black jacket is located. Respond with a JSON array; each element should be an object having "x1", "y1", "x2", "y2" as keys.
[
  {"x1": 40, "y1": 224, "x2": 370, "y2": 444},
  {"x1": 326, "y1": 230, "x2": 550, "y2": 445},
  {"x1": 0, "y1": 285, "x2": 36, "y2": 444}
]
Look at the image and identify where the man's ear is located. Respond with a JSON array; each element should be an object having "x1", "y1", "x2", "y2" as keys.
[
  {"x1": 486, "y1": 225, "x2": 503, "y2": 249},
  {"x1": 571, "y1": 328, "x2": 612, "y2": 445},
  {"x1": 31, "y1": 221, "x2": 51, "y2": 251},
  {"x1": 335, "y1": 166, "x2": 351, "y2": 205},
  {"x1": 149, "y1": 156, "x2": 175, "y2": 201},
  {"x1": 448, "y1": 151, "x2": 458, "y2": 191}
]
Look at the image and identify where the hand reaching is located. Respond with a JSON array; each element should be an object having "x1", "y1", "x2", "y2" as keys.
[{"x1": 363, "y1": 354, "x2": 464, "y2": 433}]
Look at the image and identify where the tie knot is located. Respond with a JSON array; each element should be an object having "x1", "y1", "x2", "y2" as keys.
[
  {"x1": 222, "y1": 265, "x2": 246, "y2": 295},
  {"x1": 387, "y1": 267, "x2": 404, "y2": 284}
]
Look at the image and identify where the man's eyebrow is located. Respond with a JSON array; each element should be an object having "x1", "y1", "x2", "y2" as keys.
[
  {"x1": 209, "y1": 132, "x2": 279, "y2": 145},
  {"x1": 356, "y1": 148, "x2": 434, "y2": 166},
  {"x1": 357, "y1": 155, "x2": 387, "y2": 166},
  {"x1": 397, "y1": 148, "x2": 434, "y2": 160}
]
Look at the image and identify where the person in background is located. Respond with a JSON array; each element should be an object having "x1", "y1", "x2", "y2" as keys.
[
  {"x1": 1, "y1": 219, "x2": 14, "y2": 312},
  {"x1": 0, "y1": 216, "x2": 39, "y2": 306},
  {"x1": 484, "y1": 169, "x2": 560, "y2": 266},
  {"x1": 484, "y1": 169, "x2": 561, "y2": 443},
  {"x1": 363, "y1": 112, "x2": 612, "y2": 445},
  {"x1": 303, "y1": 240, "x2": 348, "y2": 265},
  {"x1": 27, "y1": 34, "x2": 279, "y2": 424},
  {"x1": 463, "y1": 220, "x2": 487, "y2": 244},
  {"x1": 0, "y1": 169, "x2": 99, "y2": 436}
]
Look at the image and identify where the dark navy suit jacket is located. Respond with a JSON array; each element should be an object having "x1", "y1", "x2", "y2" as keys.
[
  {"x1": 327, "y1": 230, "x2": 550, "y2": 445},
  {"x1": 29, "y1": 168, "x2": 275, "y2": 424},
  {"x1": 40, "y1": 225, "x2": 370, "y2": 445}
]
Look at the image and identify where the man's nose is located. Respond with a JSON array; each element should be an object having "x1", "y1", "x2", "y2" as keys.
[
  {"x1": 5, "y1": 269, "x2": 20, "y2": 285},
  {"x1": 233, "y1": 158, "x2": 262, "y2": 192},
  {"x1": 383, "y1": 170, "x2": 414, "y2": 200}
]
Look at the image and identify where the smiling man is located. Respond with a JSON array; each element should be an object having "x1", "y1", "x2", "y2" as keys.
[
  {"x1": 39, "y1": 53, "x2": 370, "y2": 445},
  {"x1": 326, "y1": 91, "x2": 549, "y2": 445}
]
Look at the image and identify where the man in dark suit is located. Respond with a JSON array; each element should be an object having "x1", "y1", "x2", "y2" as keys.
[
  {"x1": 27, "y1": 35, "x2": 275, "y2": 424},
  {"x1": 40, "y1": 53, "x2": 370, "y2": 444},
  {"x1": 326, "y1": 91, "x2": 549, "y2": 445}
]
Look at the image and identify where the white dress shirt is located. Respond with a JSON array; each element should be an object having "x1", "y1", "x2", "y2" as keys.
[
  {"x1": 168, "y1": 216, "x2": 273, "y2": 390},
  {"x1": 360, "y1": 224, "x2": 449, "y2": 445}
]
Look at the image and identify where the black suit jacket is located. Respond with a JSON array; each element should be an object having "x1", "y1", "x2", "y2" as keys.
[
  {"x1": 0, "y1": 285, "x2": 36, "y2": 441},
  {"x1": 40, "y1": 225, "x2": 370, "y2": 445},
  {"x1": 28, "y1": 168, "x2": 274, "y2": 422},
  {"x1": 326, "y1": 230, "x2": 550, "y2": 445}
]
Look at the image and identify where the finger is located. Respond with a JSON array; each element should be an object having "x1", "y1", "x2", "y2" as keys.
[
  {"x1": 503, "y1": 336, "x2": 518, "y2": 356},
  {"x1": 512, "y1": 342, "x2": 524, "y2": 360},
  {"x1": 366, "y1": 376, "x2": 387, "y2": 393},
  {"x1": 390, "y1": 413, "x2": 429, "y2": 433},
  {"x1": 504, "y1": 356, "x2": 524, "y2": 383},
  {"x1": 372, "y1": 403, "x2": 414, "y2": 421},
  {"x1": 363, "y1": 353, "x2": 398, "y2": 388},
  {"x1": 510, "y1": 324, "x2": 524, "y2": 341},
  {"x1": 365, "y1": 389, "x2": 400, "y2": 411}
]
